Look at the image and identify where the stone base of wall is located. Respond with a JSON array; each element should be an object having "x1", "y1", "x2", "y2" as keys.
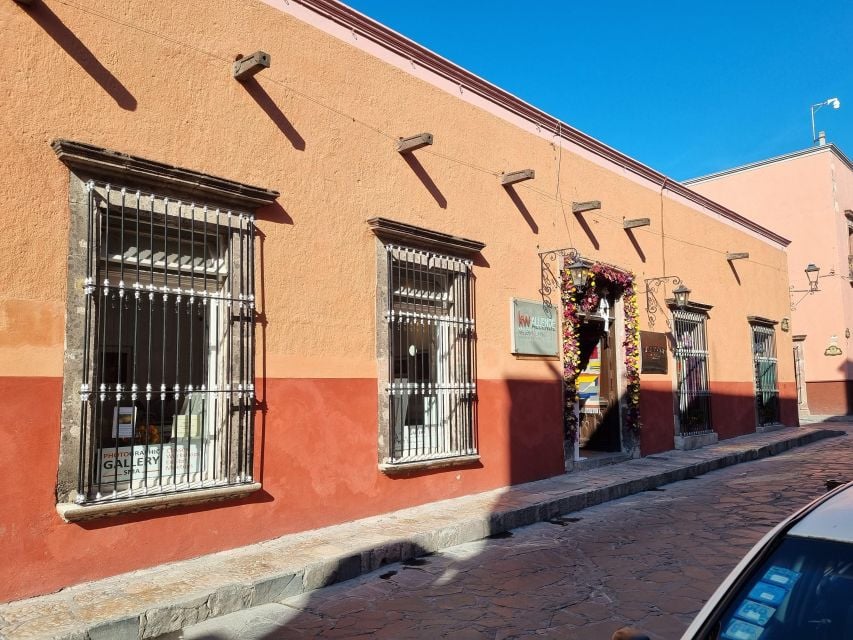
[{"x1": 674, "y1": 431, "x2": 719, "y2": 451}]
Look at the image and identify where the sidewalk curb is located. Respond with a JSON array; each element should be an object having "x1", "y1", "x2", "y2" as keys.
[{"x1": 0, "y1": 427, "x2": 845, "y2": 640}]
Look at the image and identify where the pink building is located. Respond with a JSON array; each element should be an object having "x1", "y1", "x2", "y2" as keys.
[{"x1": 687, "y1": 144, "x2": 853, "y2": 416}]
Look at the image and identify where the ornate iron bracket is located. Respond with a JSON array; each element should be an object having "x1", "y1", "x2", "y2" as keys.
[
  {"x1": 643, "y1": 275, "x2": 682, "y2": 329},
  {"x1": 538, "y1": 247, "x2": 580, "y2": 314}
]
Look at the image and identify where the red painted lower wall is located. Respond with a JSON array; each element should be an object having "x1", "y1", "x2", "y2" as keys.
[
  {"x1": 778, "y1": 382, "x2": 799, "y2": 427},
  {"x1": 806, "y1": 380, "x2": 853, "y2": 416},
  {"x1": 0, "y1": 376, "x2": 567, "y2": 602},
  {"x1": 709, "y1": 381, "x2": 759, "y2": 440},
  {"x1": 709, "y1": 381, "x2": 799, "y2": 439},
  {"x1": 0, "y1": 374, "x2": 798, "y2": 602},
  {"x1": 638, "y1": 379, "x2": 675, "y2": 455}
]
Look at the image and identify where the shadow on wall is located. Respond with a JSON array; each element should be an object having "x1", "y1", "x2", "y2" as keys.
[
  {"x1": 400, "y1": 152, "x2": 447, "y2": 209},
  {"x1": 238, "y1": 77, "x2": 306, "y2": 151},
  {"x1": 17, "y1": 1, "x2": 137, "y2": 111},
  {"x1": 502, "y1": 184, "x2": 538, "y2": 234}
]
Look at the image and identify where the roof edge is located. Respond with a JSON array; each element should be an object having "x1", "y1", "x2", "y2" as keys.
[
  {"x1": 291, "y1": 0, "x2": 790, "y2": 248},
  {"x1": 684, "y1": 144, "x2": 853, "y2": 185}
]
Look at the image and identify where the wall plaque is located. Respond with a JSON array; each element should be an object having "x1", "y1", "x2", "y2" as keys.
[
  {"x1": 510, "y1": 298, "x2": 558, "y2": 356},
  {"x1": 640, "y1": 331, "x2": 668, "y2": 374}
]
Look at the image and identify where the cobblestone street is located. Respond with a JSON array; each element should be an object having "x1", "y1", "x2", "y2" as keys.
[{"x1": 176, "y1": 424, "x2": 852, "y2": 640}]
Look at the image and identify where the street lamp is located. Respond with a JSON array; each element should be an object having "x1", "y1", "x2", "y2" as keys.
[
  {"x1": 811, "y1": 97, "x2": 840, "y2": 144},
  {"x1": 805, "y1": 263, "x2": 820, "y2": 292},
  {"x1": 789, "y1": 263, "x2": 825, "y2": 310}
]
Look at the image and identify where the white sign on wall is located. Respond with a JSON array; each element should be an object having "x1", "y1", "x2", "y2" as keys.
[{"x1": 510, "y1": 298, "x2": 559, "y2": 356}]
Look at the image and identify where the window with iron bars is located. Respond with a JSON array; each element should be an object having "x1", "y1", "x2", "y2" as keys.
[
  {"x1": 72, "y1": 182, "x2": 255, "y2": 504},
  {"x1": 751, "y1": 323, "x2": 779, "y2": 426},
  {"x1": 383, "y1": 245, "x2": 476, "y2": 464},
  {"x1": 672, "y1": 309, "x2": 713, "y2": 435}
]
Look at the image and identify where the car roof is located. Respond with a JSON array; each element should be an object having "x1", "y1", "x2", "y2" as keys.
[{"x1": 788, "y1": 482, "x2": 853, "y2": 543}]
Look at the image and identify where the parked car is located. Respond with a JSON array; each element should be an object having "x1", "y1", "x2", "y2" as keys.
[{"x1": 614, "y1": 480, "x2": 853, "y2": 640}]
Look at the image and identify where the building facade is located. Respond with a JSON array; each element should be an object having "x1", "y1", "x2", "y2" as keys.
[
  {"x1": 687, "y1": 145, "x2": 853, "y2": 417},
  {"x1": 1, "y1": 0, "x2": 797, "y2": 603}
]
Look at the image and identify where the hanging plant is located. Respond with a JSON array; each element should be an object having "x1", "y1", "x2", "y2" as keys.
[{"x1": 561, "y1": 262, "x2": 642, "y2": 444}]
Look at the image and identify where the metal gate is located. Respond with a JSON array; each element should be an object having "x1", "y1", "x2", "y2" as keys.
[
  {"x1": 752, "y1": 324, "x2": 779, "y2": 426},
  {"x1": 673, "y1": 310, "x2": 713, "y2": 434}
]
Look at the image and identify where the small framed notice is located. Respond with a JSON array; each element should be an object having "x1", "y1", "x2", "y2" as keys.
[
  {"x1": 112, "y1": 406, "x2": 136, "y2": 439},
  {"x1": 640, "y1": 331, "x2": 668, "y2": 374}
]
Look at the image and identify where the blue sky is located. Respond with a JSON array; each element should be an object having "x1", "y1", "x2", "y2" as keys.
[{"x1": 344, "y1": 1, "x2": 853, "y2": 180}]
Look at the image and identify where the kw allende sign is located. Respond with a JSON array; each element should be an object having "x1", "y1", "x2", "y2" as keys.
[{"x1": 511, "y1": 298, "x2": 558, "y2": 356}]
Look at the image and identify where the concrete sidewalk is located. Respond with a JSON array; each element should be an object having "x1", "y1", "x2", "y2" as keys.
[{"x1": 0, "y1": 425, "x2": 846, "y2": 640}]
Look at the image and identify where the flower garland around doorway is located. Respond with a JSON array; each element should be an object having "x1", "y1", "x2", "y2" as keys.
[{"x1": 561, "y1": 262, "x2": 641, "y2": 443}]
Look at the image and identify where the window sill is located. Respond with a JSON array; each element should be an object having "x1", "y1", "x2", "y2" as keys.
[
  {"x1": 56, "y1": 482, "x2": 262, "y2": 523},
  {"x1": 379, "y1": 454, "x2": 480, "y2": 476}
]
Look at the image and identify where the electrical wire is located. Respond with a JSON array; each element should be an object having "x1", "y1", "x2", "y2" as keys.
[{"x1": 49, "y1": 0, "x2": 785, "y2": 270}]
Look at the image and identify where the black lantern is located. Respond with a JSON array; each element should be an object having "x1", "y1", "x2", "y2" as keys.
[
  {"x1": 805, "y1": 263, "x2": 820, "y2": 292},
  {"x1": 567, "y1": 258, "x2": 587, "y2": 288},
  {"x1": 673, "y1": 283, "x2": 691, "y2": 309}
]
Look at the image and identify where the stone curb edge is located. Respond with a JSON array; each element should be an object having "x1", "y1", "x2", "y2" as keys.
[{"x1": 5, "y1": 428, "x2": 845, "y2": 640}]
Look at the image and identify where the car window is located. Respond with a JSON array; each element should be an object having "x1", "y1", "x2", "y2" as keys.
[{"x1": 703, "y1": 536, "x2": 853, "y2": 640}]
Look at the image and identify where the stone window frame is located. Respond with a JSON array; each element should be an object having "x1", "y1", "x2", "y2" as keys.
[
  {"x1": 367, "y1": 218, "x2": 485, "y2": 475},
  {"x1": 52, "y1": 140, "x2": 278, "y2": 522}
]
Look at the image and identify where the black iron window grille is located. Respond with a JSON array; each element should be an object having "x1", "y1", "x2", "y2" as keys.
[
  {"x1": 75, "y1": 181, "x2": 255, "y2": 503},
  {"x1": 673, "y1": 309, "x2": 713, "y2": 435},
  {"x1": 751, "y1": 323, "x2": 780, "y2": 426},
  {"x1": 385, "y1": 245, "x2": 476, "y2": 463}
]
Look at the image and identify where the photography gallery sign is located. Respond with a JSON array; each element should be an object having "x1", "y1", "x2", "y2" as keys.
[
  {"x1": 511, "y1": 298, "x2": 558, "y2": 356},
  {"x1": 98, "y1": 444, "x2": 201, "y2": 483}
]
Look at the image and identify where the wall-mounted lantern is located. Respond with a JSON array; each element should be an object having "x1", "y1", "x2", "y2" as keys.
[
  {"x1": 672, "y1": 284, "x2": 691, "y2": 309},
  {"x1": 789, "y1": 263, "x2": 827, "y2": 310},
  {"x1": 566, "y1": 258, "x2": 588, "y2": 289},
  {"x1": 396, "y1": 133, "x2": 433, "y2": 154},
  {"x1": 805, "y1": 263, "x2": 820, "y2": 292}
]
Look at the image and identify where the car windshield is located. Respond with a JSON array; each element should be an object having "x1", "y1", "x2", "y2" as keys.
[{"x1": 704, "y1": 535, "x2": 853, "y2": 640}]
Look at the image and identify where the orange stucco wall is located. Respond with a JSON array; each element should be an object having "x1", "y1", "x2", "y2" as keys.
[{"x1": 0, "y1": 0, "x2": 796, "y2": 601}]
